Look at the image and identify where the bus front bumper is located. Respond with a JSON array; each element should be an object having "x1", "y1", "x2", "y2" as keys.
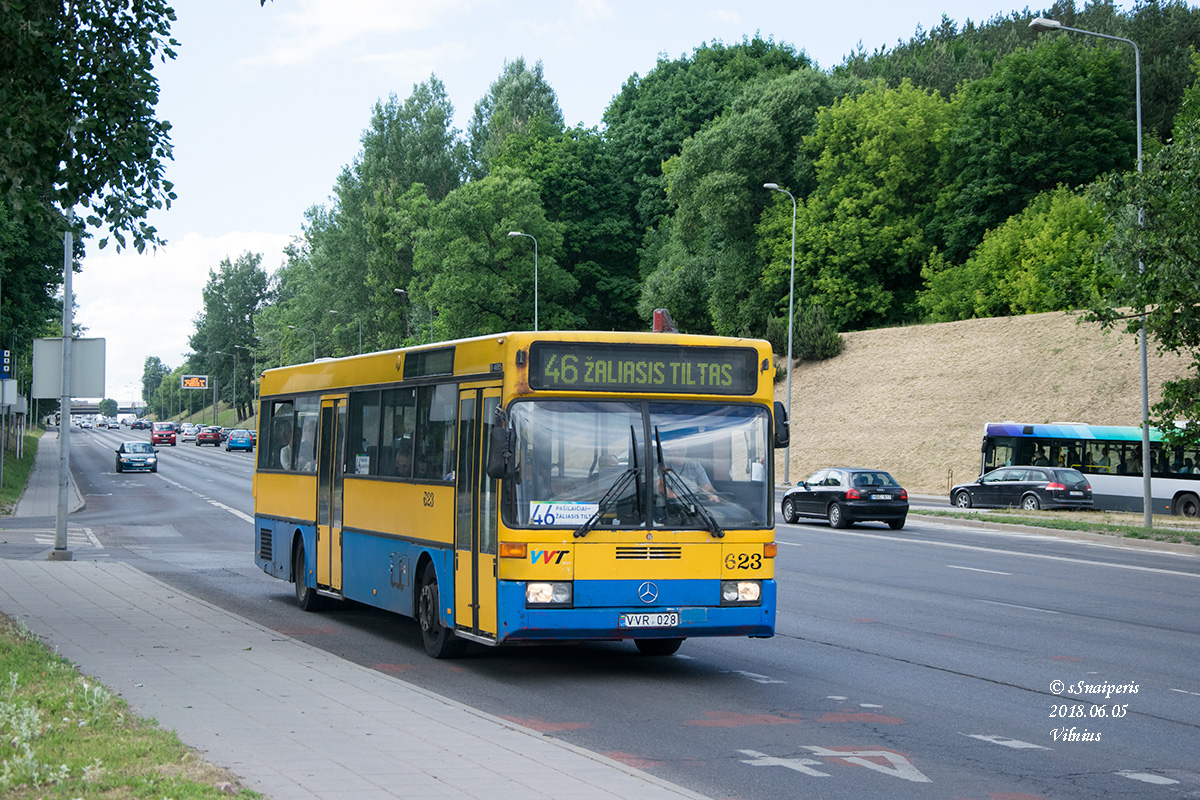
[{"x1": 494, "y1": 578, "x2": 775, "y2": 643}]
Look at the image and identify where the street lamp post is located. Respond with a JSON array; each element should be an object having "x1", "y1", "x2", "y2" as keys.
[
  {"x1": 1029, "y1": 16, "x2": 1151, "y2": 527},
  {"x1": 764, "y1": 183, "x2": 797, "y2": 485},
  {"x1": 329, "y1": 310, "x2": 361, "y2": 354},
  {"x1": 287, "y1": 325, "x2": 316, "y2": 363},
  {"x1": 508, "y1": 231, "x2": 538, "y2": 332}
]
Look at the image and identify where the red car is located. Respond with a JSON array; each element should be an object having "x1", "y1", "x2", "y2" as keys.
[
  {"x1": 150, "y1": 422, "x2": 176, "y2": 446},
  {"x1": 196, "y1": 427, "x2": 222, "y2": 446}
]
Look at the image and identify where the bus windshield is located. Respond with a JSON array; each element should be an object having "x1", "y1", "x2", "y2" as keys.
[{"x1": 505, "y1": 400, "x2": 771, "y2": 530}]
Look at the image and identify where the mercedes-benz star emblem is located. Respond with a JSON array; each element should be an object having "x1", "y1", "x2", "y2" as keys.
[{"x1": 638, "y1": 581, "x2": 659, "y2": 604}]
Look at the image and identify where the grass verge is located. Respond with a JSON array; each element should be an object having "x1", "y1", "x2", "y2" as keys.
[
  {"x1": 0, "y1": 614, "x2": 257, "y2": 799},
  {"x1": 912, "y1": 508, "x2": 1200, "y2": 546},
  {"x1": 0, "y1": 432, "x2": 42, "y2": 515}
]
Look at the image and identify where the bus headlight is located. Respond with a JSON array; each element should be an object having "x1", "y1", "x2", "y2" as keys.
[
  {"x1": 526, "y1": 581, "x2": 572, "y2": 607},
  {"x1": 720, "y1": 580, "x2": 761, "y2": 606}
]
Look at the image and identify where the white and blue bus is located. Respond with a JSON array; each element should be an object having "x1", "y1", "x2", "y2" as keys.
[{"x1": 980, "y1": 422, "x2": 1200, "y2": 517}]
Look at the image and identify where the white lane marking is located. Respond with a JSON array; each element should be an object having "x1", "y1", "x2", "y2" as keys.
[
  {"x1": 826, "y1": 696, "x2": 848, "y2": 700},
  {"x1": 738, "y1": 749, "x2": 830, "y2": 777},
  {"x1": 725, "y1": 670, "x2": 785, "y2": 684},
  {"x1": 1169, "y1": 688, "x2": 1200, "y2": 697},
  {"x1": 976, "y1": 599, "x2": 1060, "y2": 614},
  {"x1": 778, "y1": 528, "x2": 1200, "y2": 578},
  {"x1": 801, "y1": 746, "x2": 932, "y2": 783},
  {"x1": 156, "y1": 474, "x2": 254, "y2": 524},
  {"x1": 860, "y1": 703, "x2": 883, "y2": 708},
  {"x1": 961, "y1": 733, "x2": 1050, "y2": 750},
  {"x1": 1115, "y1": 770, "x2": 1179, "y2": 785},
  {"x1": 948, "y1": 565, "x2": 1012, "y2": 575}
]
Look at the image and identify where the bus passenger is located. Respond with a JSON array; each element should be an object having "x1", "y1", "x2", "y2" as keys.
[
  {"x1": 1032, "y1": 447, "x2": 1050, "y2": 466},
  {"x1": 1093, "y1": 446, "x2": 1111, "y2": 473}
]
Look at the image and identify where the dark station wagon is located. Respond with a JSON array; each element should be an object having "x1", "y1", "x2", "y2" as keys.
[{"x1": 951, "y1": 466, "x2": 1093, "y2": 511}]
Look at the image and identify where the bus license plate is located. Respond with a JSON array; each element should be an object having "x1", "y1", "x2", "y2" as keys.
[{"x1": 620, "y1": 612, "x2": 679, "y2": 628}]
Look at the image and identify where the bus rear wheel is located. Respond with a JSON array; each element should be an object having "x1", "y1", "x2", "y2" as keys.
[
  {"x1": 635, "y1": 638, "x2": 684, "y2": 656},
  {"x1": 417, "y1": 563, "x2": 467, "y2": 659},
  {"x1": 1175, "y1": 493, "x2": 1199, "y2": 517},
  {"x1": 293, "y1": 540, "x2": 323, "y2": 612}
]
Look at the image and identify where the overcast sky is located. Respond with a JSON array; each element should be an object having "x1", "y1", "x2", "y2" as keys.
[{"x1": 78, "y1": 0, "x2": 1065, "y2": 403}]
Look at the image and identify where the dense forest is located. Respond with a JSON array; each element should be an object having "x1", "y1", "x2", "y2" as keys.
[{"x1": 138, "y1": 1, "x2": 1200, "y2": 434}]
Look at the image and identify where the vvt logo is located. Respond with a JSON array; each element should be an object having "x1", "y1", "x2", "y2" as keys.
[{"x1": 531, "y1": 550, "x2": 567, "y2": 565}]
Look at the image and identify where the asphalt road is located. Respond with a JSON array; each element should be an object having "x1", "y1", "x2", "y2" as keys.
[{"x1": 32, "y1": 426, "x2": 1200, "y2": 799}]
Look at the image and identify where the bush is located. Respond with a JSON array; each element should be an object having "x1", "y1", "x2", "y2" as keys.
[{"x1": 766, "y1": 303, "x2": 844, "y2": 363}]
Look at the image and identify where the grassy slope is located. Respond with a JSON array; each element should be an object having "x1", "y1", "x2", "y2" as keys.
[{"x1": 773, "y1": 310, "x2": 1190, "y2": 495}]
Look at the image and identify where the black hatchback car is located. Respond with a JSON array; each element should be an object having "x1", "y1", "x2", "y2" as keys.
[
  {"x1": 951, "y1": 466, "x2": 1093, "y2": 511},
  {"x1": 781, "y1": 468, "x2": 909, "y2": 529}
]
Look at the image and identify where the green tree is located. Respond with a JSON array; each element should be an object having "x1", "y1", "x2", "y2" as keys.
[
  {"x1": 189, "y1": 253, "x2": 268, "y2": 420},
  {"x1": 602, "y1": 37, "x2": 807, "y2": 238},
  {"x1": 141, "y1": 356, "x2": 169, "y2": 406},
  {"x1": 467, "y1": 58, "x2": 564, "y2": 180},
  {"x1": 98, "y1": 398, "x2": 118, "y2": 418},
  {"x1": 1090, "y1": 115, "x2": 1200, "y2": 444},
  {"x1": 493, "y1": 125, "x2": 640, "y2": 330},
  {"x1": 772, "y1": 79, "x2": 950, "y2": 329},
  {"x1": 414, "y1": 170, "x2": 576, "y2": 338},
  {"x1": 0, "y1": 0, "x2": 178, "y2": 251},
  {"x1": 936, "y1": 36, "x2": 1134, "y2": 262},
  {"x1": 643, "y1": 67, "x2": 857, "y2": 336},
  {"x1": 919, "y1": 186, "x2": 1113, "y2": 321},
  {"x1": 0, "y1": 202, "x2": 64, "y2": 348}
]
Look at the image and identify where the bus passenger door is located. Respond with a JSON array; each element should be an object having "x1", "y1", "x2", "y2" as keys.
[
  {"x1": 316, "y1": 396, "x2": 347, "y2": 594},
  {"x1": 455, "y1": 387, "x2": 500, "y2": 639}
]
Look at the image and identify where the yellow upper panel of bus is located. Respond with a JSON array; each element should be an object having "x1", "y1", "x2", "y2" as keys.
[{"x1": 257, "y1": 330, "x2": 777, "y2": 402}]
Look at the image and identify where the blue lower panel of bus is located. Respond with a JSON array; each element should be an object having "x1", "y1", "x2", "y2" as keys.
[{"x1": 495, "y1": 578, "x2": 775, "y2": 643}]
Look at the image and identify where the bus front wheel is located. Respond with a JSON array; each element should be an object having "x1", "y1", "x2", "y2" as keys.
[
  {"x1": 1175, "y1": 493, "x2": 1199, "y2": 517},
  {"x1": 635, "y1": 638, "x2": 684, "y2": 656},
  {"x1": 417, "y1": 563, "x2": 467, "y2": 659}
]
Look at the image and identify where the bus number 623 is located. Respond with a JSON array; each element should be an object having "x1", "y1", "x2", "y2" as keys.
[{"x1": 725, "y1": 553, "x2": 761, "y2": 570}]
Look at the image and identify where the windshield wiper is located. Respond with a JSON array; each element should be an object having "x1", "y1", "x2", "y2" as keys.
[
  {"x1": 574, "y1": 467, "x2": 640, "y2": 539},
  {"x1": 654, "y1": 427, "x2": 724, "y2": 538}
]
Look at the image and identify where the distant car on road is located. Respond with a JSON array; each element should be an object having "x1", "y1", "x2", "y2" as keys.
[
  {"x1": 781, "y1": 467, "x2": 909, "y2": 529},
  {"x1": 131, "y1": 419, "x2": 150, "y2": 430},
  {"x1": 180, "y1": 424, "x2": 199, "y2": 442},
  {"x1": 224, "y1": 429, "x2": 254, "y2": 452},
  {"x1": 115, "y1": 441, "x2": 158, "y2": 473},
  {"x1": 950, "y1": 466, "x2": 1093, "y2": 511},
  {"x1": 150, "y1": 422, "x2": 176, "y2": 446},
  {"x1": 196, "y1": 426, "x2": 222, "y2": 446}
]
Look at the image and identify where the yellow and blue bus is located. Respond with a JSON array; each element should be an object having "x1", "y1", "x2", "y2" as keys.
[
  {"x1": 253, "y1": 331, "x2": 788, "y2": 657},
  {"x1": 980, "y1": 421, "x2": 1200, "y2": 516}
]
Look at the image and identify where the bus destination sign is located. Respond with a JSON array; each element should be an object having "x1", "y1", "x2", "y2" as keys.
[{"x1": 528, "y1": 342, "x2": 759, "y2": 395}]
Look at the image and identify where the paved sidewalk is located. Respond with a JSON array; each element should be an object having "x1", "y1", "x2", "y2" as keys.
[
  {"x1": 0, "y1": 432, "x2": 710, "y2": 800},
  {"x1": 14, "y1": 428, "x2": 85, "y2": 518}
]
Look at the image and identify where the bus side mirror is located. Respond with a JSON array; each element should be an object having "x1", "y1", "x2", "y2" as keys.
[
  {"x1": 773, "y1": 401, "x2": 789, "y2": 449},
  {"x1": 486, "y1": 427, "x2": 516, "y2": 479}
]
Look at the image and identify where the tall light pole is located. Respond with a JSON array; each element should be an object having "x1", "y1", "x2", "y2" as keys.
[
  {"x1": 329, "y1": 309, "x2": 361, "y2": 354},
  {"x1": 508, "y1": 231, "x2": 538, "y2": 332},
  {"x1": 764, "y1": 183, "x2": 796, "y2": 484},
  {"x1": 1029, "y1": 17, "x2": 1151, "y2": 527},
  {"x1": 287, "y1": 325, "x2": 316, "y2": 363}
]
